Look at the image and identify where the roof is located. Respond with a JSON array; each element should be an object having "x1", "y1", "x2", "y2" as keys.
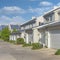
[
  {"x1": 10, "y1": 25, "x2": 20, "y2": 29},
  {"x1": 10, "y1": 32, "x2": 21, "y2": 35},
  {"x1": 37, "y1": 21, "x2": 60, "y2": 29},
  {"x1": 0, "y1": 25, "x2": 8, "y2": 30},
  {"x1": 43, "y1": 6, "x2": 60, "y2": 16},
  {"x1": 21, "y1": 18, "x2": 36, "y2": 27}
]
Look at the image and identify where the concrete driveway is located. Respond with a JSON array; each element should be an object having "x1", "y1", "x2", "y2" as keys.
[{"x1": 0, "y1": 40, "x2": 60, "y2": 60}]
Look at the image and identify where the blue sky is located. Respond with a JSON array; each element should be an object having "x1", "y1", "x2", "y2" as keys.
[{"x1": 0, "y1": 0, "x2": 60, "y2": 25}]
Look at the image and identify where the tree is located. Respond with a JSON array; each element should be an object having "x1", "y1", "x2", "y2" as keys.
[
  {"x1": 1, "y1": 27, "x2": 11, "y2": 41},
  {"x1": 13, "y1": 28, "x2": 17, "y2": 32},
  {"x1": 0, "y1": 31, "x2": 2, "y2": 38}
]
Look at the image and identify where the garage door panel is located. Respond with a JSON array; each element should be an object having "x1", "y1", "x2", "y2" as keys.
[{"x1": 50, "y1": 30, "x2": 60, "y2": 49}]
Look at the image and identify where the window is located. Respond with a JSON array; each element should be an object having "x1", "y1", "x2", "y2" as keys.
[
  {"x1": 39, "y1": 22, "x2": 41, "y2": 26},
  {"x1": 45, "y1": 14, "x2": 54, "y2": 23},
  {"x1": 49, "y1": 15, "x2": 53, "y2": 22},
  {"x1": 39, "y1": 22, "x2": 44, "y2": 26},
  {"x1": 58, "y1": 13, "x2": 60, "y2": 20}
]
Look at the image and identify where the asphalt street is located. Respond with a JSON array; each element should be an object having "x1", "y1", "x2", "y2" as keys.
[{"x1": 0, "y1": 40, "x2": 60, "y2": 60}]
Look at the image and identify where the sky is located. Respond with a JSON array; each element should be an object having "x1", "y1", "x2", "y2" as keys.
[{"x1": 0, "y1": 0, "x2": 60, "y2": 25}]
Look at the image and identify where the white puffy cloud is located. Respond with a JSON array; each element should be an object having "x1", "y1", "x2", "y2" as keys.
[
  {"x1": 10, "y1": 16, "x2": 25, "y2": 24},
  {"x1": 0, "y1": 6, "x2": 26, "y2": 14},
  {"x1": 39, "y1": 1, "x2": 53, "y2": 6},
  {"x1": 0, "y1": 4, "x2": 54, "y2": 25},
  {"x1": 0, "y1": 16, "x2": 11, "y2": 21},
  {"x1": 0, "y1": 16, "x2": 25, "y2": 24},
  {"x1": 28, "y1": 7, "x2": 53, "y2": 16},
  {"x1": 3, "y1": 6, "x2": 20, "y2": 11}
]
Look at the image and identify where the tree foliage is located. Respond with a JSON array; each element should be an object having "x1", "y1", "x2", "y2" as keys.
[
  {"x1": 13, "y1": 28, "x2": 17, "y2": 32},
  {"x1": 1, "y1": 27, "x2": 11, "y2": 41}
]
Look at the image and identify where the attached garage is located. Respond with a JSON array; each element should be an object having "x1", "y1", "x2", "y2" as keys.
[
  {"x1": 49, "y1": 29, "x2": 60, "y2": 49},
  {"x1": 37, "y1": 22, "x2": 60, "y2": 49}
]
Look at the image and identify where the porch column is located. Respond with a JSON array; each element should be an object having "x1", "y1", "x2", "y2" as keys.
[
  {"x1": 33, "y1": 28, "x2": 39, "y2": 43},
  {"x1": 48, "y1": 31, "x2": 51, "y2": 48},
  {"x1": 25, "y1": 33, "x2": 28, "y2": 43}
]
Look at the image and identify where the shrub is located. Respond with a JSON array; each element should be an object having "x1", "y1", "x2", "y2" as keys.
[
  {"x1": 45, "y1": 46, "x2": 48, "y2": 48},
  {"x1": 23, "y1": 42, "x2": 31, "y2": 47},
  {"x1": 55, "y1": 49, "x2": 60, "y2": 55},
  {"x1": 16, "y1": 38, "x2": 24, "y2": 44},
  {"x1": 32, "y1": 43, "x2": 43, "y2": 50}
]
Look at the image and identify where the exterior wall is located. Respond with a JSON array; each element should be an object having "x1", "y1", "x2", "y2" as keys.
[
  {"x1": 38, "y1": 29, "x2": 46, "y2": 47},
  {"x1": 13, "y1": 35, "x2": 16, "y2": 40},
  {"x1": 25, "y1": 33, "x2": 29, "y2": 43},
  {"x1": 38, "y1": 29, "x2": 52, "y2": 48},
  {"x1": 38, "y1": 25, "x2": 60, "y2": 49},
  {"x1": 25, "y1": 30, "x2": 33, "y2": 43},
  {"x1": 38, "y1": 26, "x2": 60, "y2": 48},
  {"x1": 9, "y1": 35, "x2": 16, "y2": 41},
  {"x1": 9, "y1": 34, "x2": 20, "y2": 41},
  {"x1": 20, "y1": 16, "x2": 44, "y2": 44},
  {"x1": 21, "y1": 21, "x2": 36, "y2": 30},
  {"x1": 43, "y1": 8, "x2": 60, "y2": 24},
  {"x1": 24, "y1": 28, "x2": 40, "y2": 44},
  {"x1": 44, "y1": 13, "x2": 55, "y2": 23},
  {"x1": 20, "y1": 31, "x2": 25, "y2": 42},
  {"x1": 54, "y1": 9, "x2": 60, "y2": 22},
  {"x1": 33, "y1": 28, "x2": 40, "y2": 43},
  {"x1": 21, "y1": 16, "x2": 44, "y2": 31},
  {"x1": 9, "y1": 35, "x2": 12, "y2": 40},
  {"x1": 47, "y1": 31, "x2": 51, "y2": 48},
  {"x1": 21, "y1": 32, "x2": 25, "y2": 38},
  {"x1": 36, "y1": 16, "x2": 44, "y2": 26},
  {"x1": 28, "y1": 33, "x2": 33, "y2": 43}
]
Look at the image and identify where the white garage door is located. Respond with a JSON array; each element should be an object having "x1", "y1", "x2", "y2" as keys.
[{"x1": 50, "y1": 30, "x2": 60, "y2": 49}]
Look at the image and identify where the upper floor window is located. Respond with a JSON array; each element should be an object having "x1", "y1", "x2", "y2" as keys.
[
  {"x1": 39, "y1": 22, "x2": 41, "y2": 26},
  {"x1": 45, "y1": 15, "x2": 53, "y2": 23},
  {"x1": 58, "y1": 12, "x2": 60, "y2": 20},
  {"x1": 49, "y1": 15, "x2": 53, "y2": 22},
  {"x1": 44, "y1": 12, "x2": 54, "y2": 23},
  {"x1": 32, "y1": 23, "x2": 36, "y2": 27},
  {"x1": 39, "y1": 22, "x2": 44, "y2": 26}
]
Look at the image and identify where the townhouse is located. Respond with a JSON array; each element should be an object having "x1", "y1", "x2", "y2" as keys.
[
  {"x1": 9, "y1": 6, "x2": 60, "y2": 49},
  {"x1": 9, "y1": 24, "x2": 21, "y2": 40},
  {"x1": 9, "y1": 24, "x2": 20, "y2": 32},
  {"x1": 20, "y1": 6, "x2": 60, "y2": 49},
  {"x1": 20, "y1": 16, "x2": 44, "y2": 43},
  {"x1": 9, "y1": 32, "x2": 21, "y2": 41},
  {"x1": 37, "y1": 6, "x2": 60, "y2": 49}
]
